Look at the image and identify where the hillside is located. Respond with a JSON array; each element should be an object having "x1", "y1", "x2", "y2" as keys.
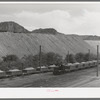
[
  {"x1": 32, "y1": 28, "x2": 58, "y2": 35},
  {"x1": 0, "y1": 21, "x2": 29, "y2": 33},
  {"x1": 80, "y1": 35, "x2": 100, "y2": 40},
  {"x1": 80, "y1": 35, "x2": 100, "y2": 51},
  {"x1": 85, "y1": 40, "x2": 100, "y2": 52},
  {"x1": 0, "y1": 32, "x2": 96, "y2": 59},
  {"x1": 0, "y1": 21, "x2": 97, "y2": 59}
]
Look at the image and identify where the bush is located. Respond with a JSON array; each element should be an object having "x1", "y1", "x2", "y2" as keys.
[
  {"x1": 2, "y1": 54, "x2": 19, "y2": 62},
  {"x1": 75, "y1": 52, "x2": 97, "y2": 62},
  {"x1": 89, "y1": 53, "x2": 97, "y2": 60},
  {"x1": 0, "y1": 54, "x2": 25, "y2": 71},
  {"x1": 75, "y1": 52, "x2": 85, "y2": 63},
  {"x1": 65, "y1": 53, "x2": 75, "y2": 63},
  {"x1": 0, "y1": 61, "x2": 10, "y2": 71},
  {"x1": 0, "y1": 52, "x2": 97, "y2": 71},
  {"x1": 83, "y1": 53, "x2": 96, "y2": 61},
  {"x1": 22, "y1": 52, "x2": 47, "y2": 68},
  {"x1": 22, "y1": 52, "x2": 63, "y2": 68},
  {"x1": 10, "y1": 60, "x2": 25, "y2": 70},
  {"x1": 83, "y1": 53, "x2": 90, "y2": 61},
  {"x1": 46, "y1": 52, "x2": 63, "y2": 66},
  {"x1": 22, "y1": 55, "x2": 36, "y2": 68}
]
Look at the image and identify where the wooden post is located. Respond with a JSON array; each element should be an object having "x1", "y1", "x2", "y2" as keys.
[
  {"x1": 67, "y1": 51, "x2": 69, "y2": 64},
  {"x1": 97, "y1": 45, "x2": 99, "y2": 77},
  {"x1": 88, "y1": 49, "x2": 90, "y2": 61},
  {"x1": 39, "y1": 45, "x2": 41, "y2": 73}
]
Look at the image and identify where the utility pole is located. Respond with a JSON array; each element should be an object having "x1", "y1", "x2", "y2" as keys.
[
  {"x1": 39, "y1": 45, "x2": 41, "y2": 73},
  {"x1": 97, "y1": 45, "x2": 99, "y2": 77},
  {"x1": 88, "y1": 49, "x2": 90, "y2": 61},
  {"x1": 67, "y1": 51, "x2": 69, "y2": 64}
]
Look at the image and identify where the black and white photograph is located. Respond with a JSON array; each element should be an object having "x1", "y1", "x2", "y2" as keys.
[{"x1": 0, "y1": 2, "x2": 100, "y2": 87}]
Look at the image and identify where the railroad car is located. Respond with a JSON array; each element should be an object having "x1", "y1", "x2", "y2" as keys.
[
  {"x1": 7, "y1": 69, "x2": 22, "y2": 76},
  {"x1": 73, "y1": 62, "x2": 80, "y2": 70},
  {"x1": 67, "y1": 63, "x2": 77, "y2": 71},
  {"x1": 85, "y1": 62, "x2": 90, "y2": 68},
  {"x1": 80, "y1": 62, "x2": 87, "y2": 69},
  {"x1": 23, "y1": 67, "x2": 36, "y2": 75},
  {"x1": 62, "y1": 64, "x2": 70, "y2": 72},
  {"x1": 36, "y1": 66, "x2": 48, "y2": 72},
  {"x1": 53, "y1": 59, "x2": 99, "y2": 75},
  {"x1": 87, "y1": 61, "x2": 94, "y2": 67},
  {"x1": 0, "y1": 70, "x2": 6, "y2": 78},
  {"x1": 53, "y1": 66, "x2": 61, "y2": 75},
  {"x1": 53, "y1": 65, "x2": 66, "y2": 75},
  {"x1": 92, "y1": 60, "x2": 97, "y2": 67},
  {"x1": 48, "y1": 64, "x2": 56, "y2": 72}
]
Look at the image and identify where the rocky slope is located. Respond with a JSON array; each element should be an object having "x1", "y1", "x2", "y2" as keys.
[
  {"x1": 0, "y1": 21, "x2": 96, "y2": 59},
  {"x1": 0, "y1": 21, "x2": 29, "y2": 33},
  {"x1": 32, "y1": 28, "x2": 58, "y2": 35}
]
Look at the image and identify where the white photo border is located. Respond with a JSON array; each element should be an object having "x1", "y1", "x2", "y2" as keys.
[{"x1": 0, "y1": 1, "x2": 100, "y2": 98}]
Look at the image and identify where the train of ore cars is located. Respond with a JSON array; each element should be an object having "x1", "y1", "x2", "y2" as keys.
[{"x1": 0, "y1": 60, "x2": 99, "y2": 78}]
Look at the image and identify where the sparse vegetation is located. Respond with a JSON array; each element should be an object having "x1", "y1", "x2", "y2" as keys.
[
  {"x1": 0, "y1": 52, "x2": 97, "y2": 71},
  {"x1": 22, "y1": 52, "x2": 63, "y2": 68},
  {"x1": 64, "y1": 52, "x2": 97, "y2": 63}
]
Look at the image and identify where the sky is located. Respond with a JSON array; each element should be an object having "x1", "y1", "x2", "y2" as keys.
[{"x1": 0, "y1": 2, "x2": 100, "y2": 36}]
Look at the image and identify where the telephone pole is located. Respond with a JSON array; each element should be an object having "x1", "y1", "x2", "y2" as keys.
[
  {"x1": 67, "y1": 51, "x2": 69, "y2": 64},
  {"x1": 97, "y1": 45, "x2": 99, "y2": 77},
  {"x1": 88, "y1": 49, "x2": 90, "y2": 61},
  {"x1": 39, "y1": 45, "x2": 41, "y2": 73}
]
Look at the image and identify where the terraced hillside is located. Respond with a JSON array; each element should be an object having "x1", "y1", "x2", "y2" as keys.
[{"x1": 0, "y1": 21, "x2": 96, "y2": 59}]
